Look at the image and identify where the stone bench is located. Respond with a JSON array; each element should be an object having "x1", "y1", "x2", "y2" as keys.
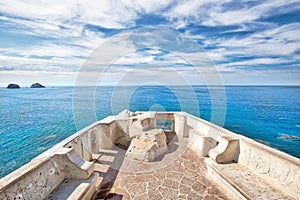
[
  {"x1": 205, "y1": 159, "x2": 293, "y2": 200},
  {"x1": 0, "y1": 148, "x2": 99, "y2": 199},
  {"x1": 46, "y1": 148, "x2": 100, "y2": 199},
  {"x1": 188, "y1": 129, "x2": 217, "y2": 157},
  {"x1": 47, "y1": 172, "x2": 100, "y2": 200},
  {"x1": 188, "y1": 129, "x2": 239, "y2": 162},
  {"x1": 208, "y1": 135, "x2": 240, "y2": 164}
]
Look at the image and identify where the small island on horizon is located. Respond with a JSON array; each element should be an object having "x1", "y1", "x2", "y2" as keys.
[
  {"x1": 6, "y1": 83, "x2": 46, "y2": 89},
  {"x1": 7, "y1": 84, "x2": 20, "y2": 89},
  {"x1": 30, "y1": 83, "x2": 45, "y2": 88}
]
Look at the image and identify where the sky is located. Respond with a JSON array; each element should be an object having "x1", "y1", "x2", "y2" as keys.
[{"x1": 0, "y1": 0, "x2": 299, "y2": 86}]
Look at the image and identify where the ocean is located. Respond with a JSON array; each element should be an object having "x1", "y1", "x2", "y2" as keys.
[{"x1": 0, "y1": 86, "x2": 299, "y2": 178}]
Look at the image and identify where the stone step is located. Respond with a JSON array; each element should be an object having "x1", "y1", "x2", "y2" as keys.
[{"x1": 205, "y1": 159, "x2": 294, "y2": 200}]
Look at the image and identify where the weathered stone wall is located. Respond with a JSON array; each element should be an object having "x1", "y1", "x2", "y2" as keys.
[
  {"x1": 0, "y1": 120, "x2": 100, "y2": 199},
  {"x1": 185, "y1": 113, "x2": 223, "y2": 141},
  {"x1": 0, "y1": 156, "x2": 64, "y2": 199},
  {"x1": 0, "y1": 147, "x2": 96, "y2": 199},
  {"x1": 180, "y1": 112, "x2": 300, "y2": 199},
  {"x1": 239, "y1": 138, "x2": 300, "y2": 199},
  {"x1": 1, "y1": 111, "x2": 299, "y2": 199}
]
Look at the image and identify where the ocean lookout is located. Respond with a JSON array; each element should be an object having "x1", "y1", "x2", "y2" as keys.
[{"x1": 0, "y1": 110, "x2": 299, "y2": 199}]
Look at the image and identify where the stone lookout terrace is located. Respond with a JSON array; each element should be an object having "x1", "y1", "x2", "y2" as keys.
[{"x1": 0, "y1": 110, "x2": 299, "y2": 199}]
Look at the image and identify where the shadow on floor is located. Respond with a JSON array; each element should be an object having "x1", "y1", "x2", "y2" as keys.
[{"x1": 93, "y1": 147, "x2": 126, "y2": 199}]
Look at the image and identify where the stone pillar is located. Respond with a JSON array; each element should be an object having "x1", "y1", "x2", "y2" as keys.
[
  {"x1": 81, "y1": 133, "x2": 92, "y2": 161},
  {"x1": 73, "y1": 138, "x2": 83, "y2": 158},
  {"x1": 97, "y1": 124, "x2": 113, "y2": 149},
  {"x1": 91, "y1": 128, "x2": 100, "y2": 154},
  {"x1": 174, "y1": 113, "x2": 189, "y2": 137}
]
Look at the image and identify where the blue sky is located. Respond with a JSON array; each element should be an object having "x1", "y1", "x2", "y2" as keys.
[{"x1": 0, "y1": 0, "x2": 299, "y2": 86}]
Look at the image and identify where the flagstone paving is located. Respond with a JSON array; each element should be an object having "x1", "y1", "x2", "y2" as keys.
[{"x1": 93, "y1": 145, "x2": 229, "y2": 200}]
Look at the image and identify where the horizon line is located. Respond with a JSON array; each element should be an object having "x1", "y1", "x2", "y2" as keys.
[{"x1": 1, "y1": 84, "x2": 300, "y2": 88}]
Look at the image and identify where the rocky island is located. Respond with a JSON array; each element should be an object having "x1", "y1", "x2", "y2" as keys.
[
  {"x1": 7, "y1": 84, "x2": 20, "y2": 89},
  {"x1": 30, "y1": 83, "x2": 45, "y2": 88}
]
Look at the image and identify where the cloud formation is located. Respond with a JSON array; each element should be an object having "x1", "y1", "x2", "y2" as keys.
[{"x1": 0, "y1": 0, "x2": 299, "y2": 85}]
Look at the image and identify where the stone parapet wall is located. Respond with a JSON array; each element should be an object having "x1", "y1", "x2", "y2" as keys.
[
  {"x1": 0, "y1": 120, "x2": 101, "y2": 199},
  {"x1": 180, "y1": 112, "x2": 300, "y2": 199},
  {"x1": 0, "y1": 156, "x2": 64, "y2": 199},
  {"x1": 238, "y1": 137, "x2": 300, "y2": 199},
  {"x1": 1, "y1": 111, "x2": 299, "y2": 199}
]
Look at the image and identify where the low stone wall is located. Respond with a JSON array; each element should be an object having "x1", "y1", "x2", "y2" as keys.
[
  {"x1": 178, "y1": 112, "x2": 300, "y2": 199},
  {"x1": 0, "y1": 155, "x2": 64, "y2": 199},
  {"x1": 238, "y1": 137, "x2": 300, "y2": 199},
  {"x1": 64, "y1": 121, "x2": 104, "y2": 161},
  {"x1": 1, "y1": 111, "x2": 299, "y2": 199},
  {"x1": 0, "y1": 121, "x2": 99, "y2": 199}
]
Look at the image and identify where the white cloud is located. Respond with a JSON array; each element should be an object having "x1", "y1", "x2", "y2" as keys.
[
  {"x1": 114, "y1": 53, "x2": 155, "y2": 65},
  {"x1": 0, "y1": 0, "x2": 175, "y2": 77},
  {"x1": 211, "y1": 23, "x2": 300, "y2": 57},
  {"x1": 0, "y1": 53, "x2": 81, "y2": 73},
  {"x1": 205, "y1": 9, "x2": 258, "y2": 26},
  {"x1": 165, "y1": 0, "x2": 211, "y2": 19},
  {"x1": 221, "y1": 57, "x2": 292, "y2": 67},
  {"x1": 0, "y1": 0, "x2": 174, "y2": 30},
  {"x1": 165, "y1": 0, "x2": 300, "y2": 27},
  {"x1": 122, "y1": 0, "x2": 173, "y2": 13},
  {"x1": 113, "y1": 50, "x2": 205, "y2": 66},
  {"x1": 206, "y1": 49, "x2": 227, "y2": 61}
]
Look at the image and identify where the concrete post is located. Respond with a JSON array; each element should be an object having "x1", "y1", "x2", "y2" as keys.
[
  {"x1": 174, "y1": 113, "x2": 189, "y2": 137},
  {"x1": 81, "y1": 133, "x2": 92, "y2": 161},
  {"x1": 73, "y1": 138, "x2": 83, "y2": 158},
  {"x1": 91, "y1": 128, "x2": 99, "y2": 154}
]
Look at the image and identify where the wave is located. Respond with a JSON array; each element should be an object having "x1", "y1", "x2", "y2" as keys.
[{"x1": 278, "y1": 133, "x2": 300, "y2": 140}]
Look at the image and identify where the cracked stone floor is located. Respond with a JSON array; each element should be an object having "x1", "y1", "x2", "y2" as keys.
[{"x1": 92, "y1": 137, "x2": 229, "y2": 200}]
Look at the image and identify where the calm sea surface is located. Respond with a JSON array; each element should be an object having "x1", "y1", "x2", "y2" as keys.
[{"x1": 0, "y1": 86, "x2": 299, "y2": 178}]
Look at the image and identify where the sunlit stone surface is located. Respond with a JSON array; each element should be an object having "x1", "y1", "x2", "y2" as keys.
[
  {"x1": 126, "y1": 128, "x2": 168, "y2": 161},
  {"x1": 96, "y1": 148, "x2": 228, "y2": 200}
]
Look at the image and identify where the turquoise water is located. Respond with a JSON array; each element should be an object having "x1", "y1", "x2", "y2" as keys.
[{"x1": 0, "y1": 86, "x2": 299, "y2": 178}]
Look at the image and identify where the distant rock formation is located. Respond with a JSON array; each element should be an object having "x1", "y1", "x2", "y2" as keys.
[
  {"x1": 30, "y1": 83, "x2": 45, "y2": 88},
  {"x1": 7, "y1": 84, "x2": 20, "y2": 89}
]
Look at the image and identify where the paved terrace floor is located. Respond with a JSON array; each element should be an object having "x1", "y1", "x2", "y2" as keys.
[{"x1": 92, "y1": 136, "x2": 228, "y2": 200}]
